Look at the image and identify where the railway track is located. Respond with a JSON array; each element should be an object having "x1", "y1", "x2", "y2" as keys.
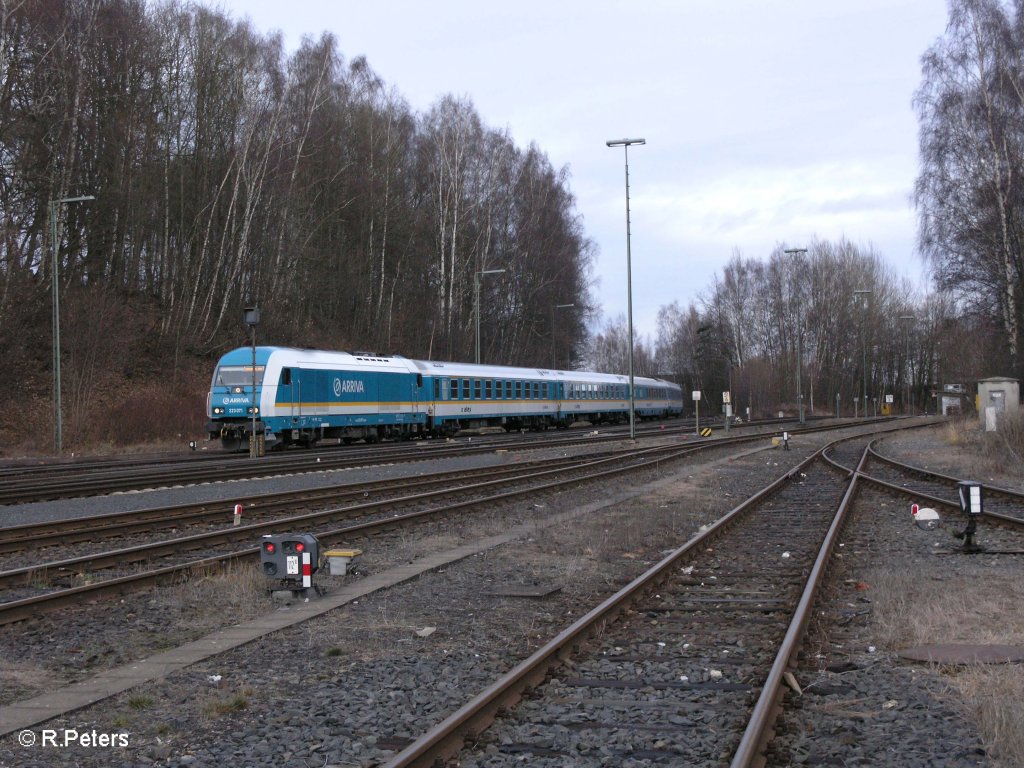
[
  {"x1": 2, "y1": 417, "x2": 1001, "y2": 765},
  {"x1": 863, "y1": 441, "x2": 1024, "y2": 522},
  {"x1": 381, "y1": 429, "x2": 1024, "y2": 767},
  {"x1": 0, "y1": 452, "x2": 625, "y2": 558},
  {"x1": 0, "y1": 433, "x2": 773, "y2": 626},
  {"x1": 381, "y1": 439, "x2": 867, "y2": 766},
  {"x1": 0, "y1": 416, "x2": 874, "y2": 506},
  {"x1": 0, "y1": 420, "x2": 929, "y2": 628}
]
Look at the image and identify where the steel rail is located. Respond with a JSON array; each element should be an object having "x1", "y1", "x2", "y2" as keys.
[
  {"x1": 730, "y1": 444, "x2": 867, "y2": 767},
  {"x1": 0, "y1": 434, "x2": 761, "y2": 625},
  {"x1": 382, "y1": 447, "x2": 832, "y2": 767},
  {"x1": 0, "y1": 422, "x2": 713, "y2": 503},
  {"x1": 838, "y1": 440, "x2": 1024, "y2": 531},
  {"x1": 0, "y1": 453, "x2": 612, "y2": 555},
  {"x1": 0, "y1": 415, "x2": 902, "y2": 506},
  {"x1": 865, "y1": 442, "x2": 1024, "y2": 498}
]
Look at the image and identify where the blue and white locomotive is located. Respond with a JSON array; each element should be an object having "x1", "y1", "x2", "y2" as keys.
[{"x1": 206, "y1": 346, "x2": 683, "y2": 450}]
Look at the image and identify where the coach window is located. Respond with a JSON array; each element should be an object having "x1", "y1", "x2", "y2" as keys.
[
  {"x1": 462, "y1": 379, "x2": 470, "y2": 399},
  {"x1": 434, "y1": 379, "x2": 441, "y2": 399},
  {"x1": 474, "y1": 379, "x2": 481, "y2": 399},
  {"x1": 484, "y1": 380, "x2": 492, "y2": 399}
]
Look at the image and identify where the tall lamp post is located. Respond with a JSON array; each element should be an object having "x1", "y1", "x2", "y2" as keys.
[
  {"x1": 50, "y1": 194, "x2": 95, "y2": 453},
  {"x1": 606, "y1": 137, "x2": 645, "y2": 440},
  {"x1": 551, "y1": 303, "x2": 575, "y2": 369},
  {"x1": 900, "y1": 314, "x2": 915, "y2": 414},
  {"x1": 854, "y1": 289, "x2": 872, "y2": 418},
  {"x1": 244, "y1": 306, "x2": 261, "y2": 458},
  {"x1": 474, "y1": 268, "x2": 506, "y2": 364},
  {"x1": 783, "y1": 247, "x2": 808, "y2": 424}
]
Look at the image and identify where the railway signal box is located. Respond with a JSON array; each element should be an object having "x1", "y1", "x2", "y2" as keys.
[{"x1": 260, "y1": 533, "x2": 320, "y2": 589}]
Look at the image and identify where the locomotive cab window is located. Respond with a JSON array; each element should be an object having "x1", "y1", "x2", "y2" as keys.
[
  {"x1": 216, "y1": 365, "x2": 265, "y2": 387},
  {"x1": 280, "y1": 368, "x2": 291, "y2": 386}
]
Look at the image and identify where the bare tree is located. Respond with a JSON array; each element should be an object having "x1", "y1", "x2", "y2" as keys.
[{"x1": 916, "y1": 0, "x2": 1024, "y2": 376}]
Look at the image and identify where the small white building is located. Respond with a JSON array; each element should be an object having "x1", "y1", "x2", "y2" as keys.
[{"x1": 977, "y1": 377, "x2": 1019, "y2": 426}]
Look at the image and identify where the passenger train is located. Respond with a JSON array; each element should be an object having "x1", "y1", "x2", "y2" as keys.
[{"x1": 206, "y1": 346, "x2": 684, "y2": 450}]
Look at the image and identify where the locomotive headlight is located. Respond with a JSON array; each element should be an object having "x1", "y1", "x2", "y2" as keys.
[
  {"x1": 247, "y1": 406, "x2": 259, "y2": 415},
  {"x1": 213, "y1": 407, "x2": 225, "y2": 415}
]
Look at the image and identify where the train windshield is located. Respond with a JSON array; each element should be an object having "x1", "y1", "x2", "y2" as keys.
[{"x1": 215, "y1": 365, "x2": 265, "y2": 387}]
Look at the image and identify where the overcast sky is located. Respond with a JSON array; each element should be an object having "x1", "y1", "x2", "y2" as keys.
[{"x1": 216, "y1": 0, "x2": 949, "y2": 340}]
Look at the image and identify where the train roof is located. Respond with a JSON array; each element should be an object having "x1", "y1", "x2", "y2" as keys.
[
  {"x1": 214, "y1": 347, "x2": 680, "y2": 390},
  {"x1": 410, "y1": 358, "x2": 679, "y2": 389},
  {"x1": 216, "y1": 346, "x2": 419, "y2": 373}
]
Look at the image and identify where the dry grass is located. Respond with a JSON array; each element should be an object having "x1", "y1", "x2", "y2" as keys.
[
  {"x1": 200, "y1": 686, "x2": 254, "y2": 718},
  {"x1": 870, "y1": 568, "x2": 1024, "y2": 766},
  {"x1": 983, "y1": 409, "x2": 1024, "y2": 469},
  {"x1": 165, "y1": 560, "x2": 270, "y2": 617},
  {"x1": 938, "y1": 415, "x2": 1024, "y2": 487},
  {"x1": 0, "y1": 660, "x2": 64, "y2": 703}
]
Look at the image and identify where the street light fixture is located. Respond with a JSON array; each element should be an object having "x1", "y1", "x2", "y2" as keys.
[
  {"x1": 854, "y1": 289, "x2": 872, "y2": 418},
  {"x1": 783, "y1": 247, "x2": 808, "y2": 424},
  {"x1": 474, "y1": 269, "x2": 506, "y2": 364},
  {"x1": 50, "y1": 194, "x2": 95, "y2": 453},
  {"x1": 552, "y1": 303, "x2": 575, "y2": 369},
  {"x1": 606, "y1": 137, "x2": 645, "y2": 440}
]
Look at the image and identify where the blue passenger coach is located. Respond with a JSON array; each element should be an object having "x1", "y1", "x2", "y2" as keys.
[{"x1": 207, "y1": 346, "x2": 682, "y2": 450}]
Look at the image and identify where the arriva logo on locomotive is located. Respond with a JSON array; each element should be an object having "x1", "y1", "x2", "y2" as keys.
[
  {"x1": 222, "y1": 396, "x2": 249, "y2": 404},
  {"x1": 333, "y1": 378, "x2": 365, "y2": 396}
]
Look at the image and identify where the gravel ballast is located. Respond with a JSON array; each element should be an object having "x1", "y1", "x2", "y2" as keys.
[{"x1": 1, "y1": 419, "x2": 1018, "y2": 767}]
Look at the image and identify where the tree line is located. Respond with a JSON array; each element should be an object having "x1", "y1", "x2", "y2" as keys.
[
  {"x1": 915, "y1": 0, "x2": 1024, "y2": 380},
  {"x1": 585, "y1": 230, "x2": 1004, "y2": 419},
  {"x1": 0, "y1": 0, "x2": 593, "y2": 401}
]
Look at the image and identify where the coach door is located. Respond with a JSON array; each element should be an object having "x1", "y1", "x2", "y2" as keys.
[
  {"x1": 280, "y1": 367, "x2": 300, "y2": 420},
  {"x1": 411, "y1": 373, "x2": 425, "y2": 418}
]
